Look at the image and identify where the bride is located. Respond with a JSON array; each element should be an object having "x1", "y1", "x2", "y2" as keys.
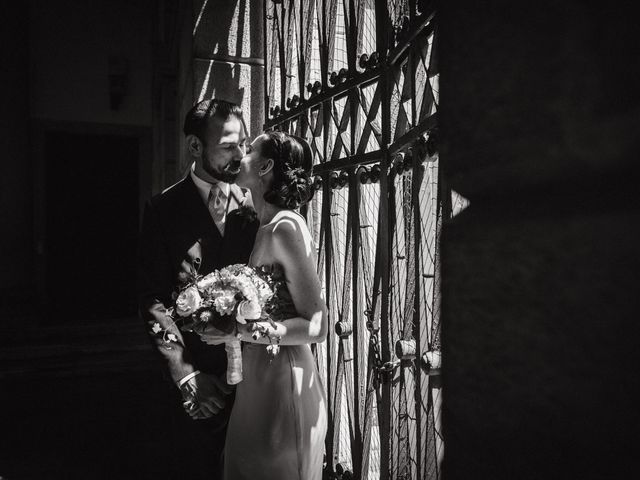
[{"x1": 200, "y1": 131, "x2": 328, "y2": 480}]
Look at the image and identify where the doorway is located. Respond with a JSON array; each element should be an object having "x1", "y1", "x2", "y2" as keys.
[{"x1": 44, "y1": 131, "x2": 140, "y2": 323}]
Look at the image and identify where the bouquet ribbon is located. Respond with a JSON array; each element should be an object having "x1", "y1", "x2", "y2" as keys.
[{"x1": 225, "y1": 339, "x2": 243, "y2": 384}]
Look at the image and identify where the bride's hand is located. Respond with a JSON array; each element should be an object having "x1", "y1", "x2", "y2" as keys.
[{"x1": 246, "y1": 321, "x2": 272, "y2": 337}]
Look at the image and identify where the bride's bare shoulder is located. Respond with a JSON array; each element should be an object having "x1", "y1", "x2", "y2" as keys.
[
  {"x1": 270, "y1": 211, "x2": 312, "y2": 256},
  {"x1": 271, "y1": 211, "x2": 307, "y2": 233}
]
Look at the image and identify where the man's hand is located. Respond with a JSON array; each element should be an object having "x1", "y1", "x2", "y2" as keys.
[
  {"x1": 152, "y1": 332, "x2": 185, "y2": 360},
  {"x1": 180, "y1": 372, "x2": 232, "y2": 420}
]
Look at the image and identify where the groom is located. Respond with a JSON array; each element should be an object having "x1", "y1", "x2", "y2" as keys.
[{"x1": 138, "y1": 99, "x2": 258, "y2": 478}]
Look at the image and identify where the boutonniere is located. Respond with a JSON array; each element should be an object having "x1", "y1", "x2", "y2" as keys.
[{"x1": 232, "y1": 204, "x2": 258, "y2": 228}]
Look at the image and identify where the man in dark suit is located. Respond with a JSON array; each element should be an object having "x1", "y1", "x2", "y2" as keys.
[{"x1": 138, "y1": 99, "x2": 258, "y2": 479}]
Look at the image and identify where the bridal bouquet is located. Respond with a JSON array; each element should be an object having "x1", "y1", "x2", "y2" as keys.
[{"x1": 152, "y1": 264, "x2": 282, "y2": 385}]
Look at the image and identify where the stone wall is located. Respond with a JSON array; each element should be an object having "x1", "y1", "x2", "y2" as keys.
[
  {"x1": 439, "y1": 1, "x2": 640, "y2": 478},
  {"x1": 175, "y1": 0, "x2": 264, "y2": 176}
]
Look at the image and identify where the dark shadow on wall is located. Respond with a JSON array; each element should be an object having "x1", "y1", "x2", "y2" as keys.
[{"x1": 439, "y1": 1, "x2": 640, "y2": 479}]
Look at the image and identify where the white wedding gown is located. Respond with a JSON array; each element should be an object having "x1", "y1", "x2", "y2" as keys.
[{"x1": 223, "y1": 264, "x2": 327, "y2": 480}]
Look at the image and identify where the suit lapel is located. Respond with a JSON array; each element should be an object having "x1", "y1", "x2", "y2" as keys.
[
  {"x1": 172, "y1": 178, "x2": 252, "y2": 274},
  {"x1": 218, "y1": 184, "x2": 245, "y2": 256},
  {"x1": 167, "y1": 175, "x2": 220, "y2": 275},
  {"x1": 181, "y1": 174, "x2": 221, "y2": 241}
]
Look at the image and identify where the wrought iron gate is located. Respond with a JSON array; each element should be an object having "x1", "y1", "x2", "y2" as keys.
[{"x1": 263, "y1": 1, "x2": 445, "y2": 478}]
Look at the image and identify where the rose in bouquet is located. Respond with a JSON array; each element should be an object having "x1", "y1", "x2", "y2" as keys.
[{"x1": 152, "y1": 264, "x2": 281, "y2": 385}]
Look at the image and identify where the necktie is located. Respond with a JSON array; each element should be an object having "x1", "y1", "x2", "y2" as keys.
[{"x1": 208, "y1": 184, "x2": 227, "y2": 235}]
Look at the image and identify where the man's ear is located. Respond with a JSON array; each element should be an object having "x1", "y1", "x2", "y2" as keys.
[
  {"x1": 259, "y1": 158, "x2": 274, "y2": 177},
  {"x1": 186, "y1": 134, "x2": 203, "y2": 157}
]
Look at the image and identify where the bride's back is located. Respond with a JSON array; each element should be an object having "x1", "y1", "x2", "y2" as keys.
[{"x1": 249, "y1": 209, "x2": 315, "y2": 270}]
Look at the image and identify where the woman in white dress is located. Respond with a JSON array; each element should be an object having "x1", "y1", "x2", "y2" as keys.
[{"x1": 201, "y1": 131, "x2": 328, "y2": 480}]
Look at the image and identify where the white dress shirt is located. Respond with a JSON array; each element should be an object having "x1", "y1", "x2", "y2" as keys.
[{"x1": 190, "y1": 164, "x2": 230, "y2": 232}]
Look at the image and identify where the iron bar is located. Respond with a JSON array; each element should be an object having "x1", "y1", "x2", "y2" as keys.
[
  {"x1": 263, "y1": 68, "x2": 380, "y2": 128},
  {"x1": 193, "y1": 54, "x2": 265, "y2": 66},
  {"x1": 283, "y1": 0, "x2": 294, "y2": 102},
  {"x1": 347, "y1": 0, "x2": 358, "y2": 73},
  {"x1": 375, "y1": 0, "x2": 392, "y2": 477},
  {"x1": 412, "y1": 147, "x2": 426, "y2": 480},
  {"x1": 322, "y1": 175, "x2": 337, "y2": 470},
  {"x1": 302, "y1": 0, "x2": 315, "y2": 101},
  {"x1": 312, "y1": 150, "x2": 381, "y2": 175},
  {"x1": 388, "y1": 112, "x2": 438, "y2": 156},
  {"x1": 268, "y1": 1, "x2": 280, "y2": 110},
  {"x1": 388, "y1": 10, "x2": 435, "y2": 66},
  {"x1": 349, "y1": 169, "x2": 364, "y2": 478},
  {"x1": 263, "y1": 0, "x2": 269, "y2": 124},
  {"x1": 277, "y1": 2, "x2": 287, "y2": 109},
  {"x1": 355, "y1": 0, "x2": 366, "y2": 56}
]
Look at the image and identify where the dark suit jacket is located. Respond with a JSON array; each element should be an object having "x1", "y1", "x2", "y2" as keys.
[{"x1": 137, "y1": 173, "x2": 258, "y2": 400}]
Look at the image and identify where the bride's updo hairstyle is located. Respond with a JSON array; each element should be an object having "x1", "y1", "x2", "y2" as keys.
[{"x1": 261, "y1": 131, "x2": 314, "y2": 210}]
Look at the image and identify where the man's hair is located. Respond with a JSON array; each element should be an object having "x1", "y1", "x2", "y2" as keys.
[{"x1": 183, "y1": 98, "x2": 244, "y2": 144}]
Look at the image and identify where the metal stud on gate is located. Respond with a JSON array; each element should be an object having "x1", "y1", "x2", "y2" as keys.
[
  {"x1": 403, "y1": 150, "x2": 414, "y2": 172},
  {"x1": 379, "y1": 359, "x2": 400, "y2": 384},
  {"x1": 426, "y1": 127, "x2": 438, "y2": 157},
  {"x1": 329, "y1": 71, "x2": 339, "y2": 86},
  {"x1": 329, "y1": 68, "x2": 349, "y2": 86},
  {"x1": 422, "y1": 350, "x2": 441, "y2": 371},
  {"x1": 356, "y1": 165, "x2": 368, "y2": 184},
  {"x1": 306, "y1": 80, "x2": 322, "y2": 96},
  {"x1": 422, "y1": 350, "x2": 442, "y2": 387},
  {"x1": 368, "y1": 51, "x2": 380, "y2": 68},
  {"x1": 358, "y1": 51, "x2": 382, "y2": 72},
  {"x1": 329, "y1": 170, "x2": 349, "y2": 189},
  {"x1": 369, "y1": 164, "x2": 381, "y2": 183},
  {"x1": 338, "y1": 68, "x2": 348, "y2": 84},
  {"x1": 329, "y1": 171, "x2": 340, "y2": 189},
  {"x1": 285, "y1": 94, "x2": 300, "y2": 110},
  {"x1": 364, "y1": 309, "x2": 378, "y2": 332},
  {"x1": 337, "y1": 170, "x2": 349, "y2": 188},
  {"x1": 334, "y1": 321, "x2": 352, "y2": 338},
  {"x1": 395, "y1": 338, "x2": 417, "y2": 360},
  {"x1": 393, "y1": 152, "x2": 406, "y2": 176},
  {"x1": 335, "y1": 463, "x2": 354, "y2": 479},
  {"x1": 358, "y1": 53, "x2": 369, "y2": 71}
]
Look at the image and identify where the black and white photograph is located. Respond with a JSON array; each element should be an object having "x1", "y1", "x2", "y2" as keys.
[{"x1": 0, "y1": 1, "x2": 638, "y2": 479}]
